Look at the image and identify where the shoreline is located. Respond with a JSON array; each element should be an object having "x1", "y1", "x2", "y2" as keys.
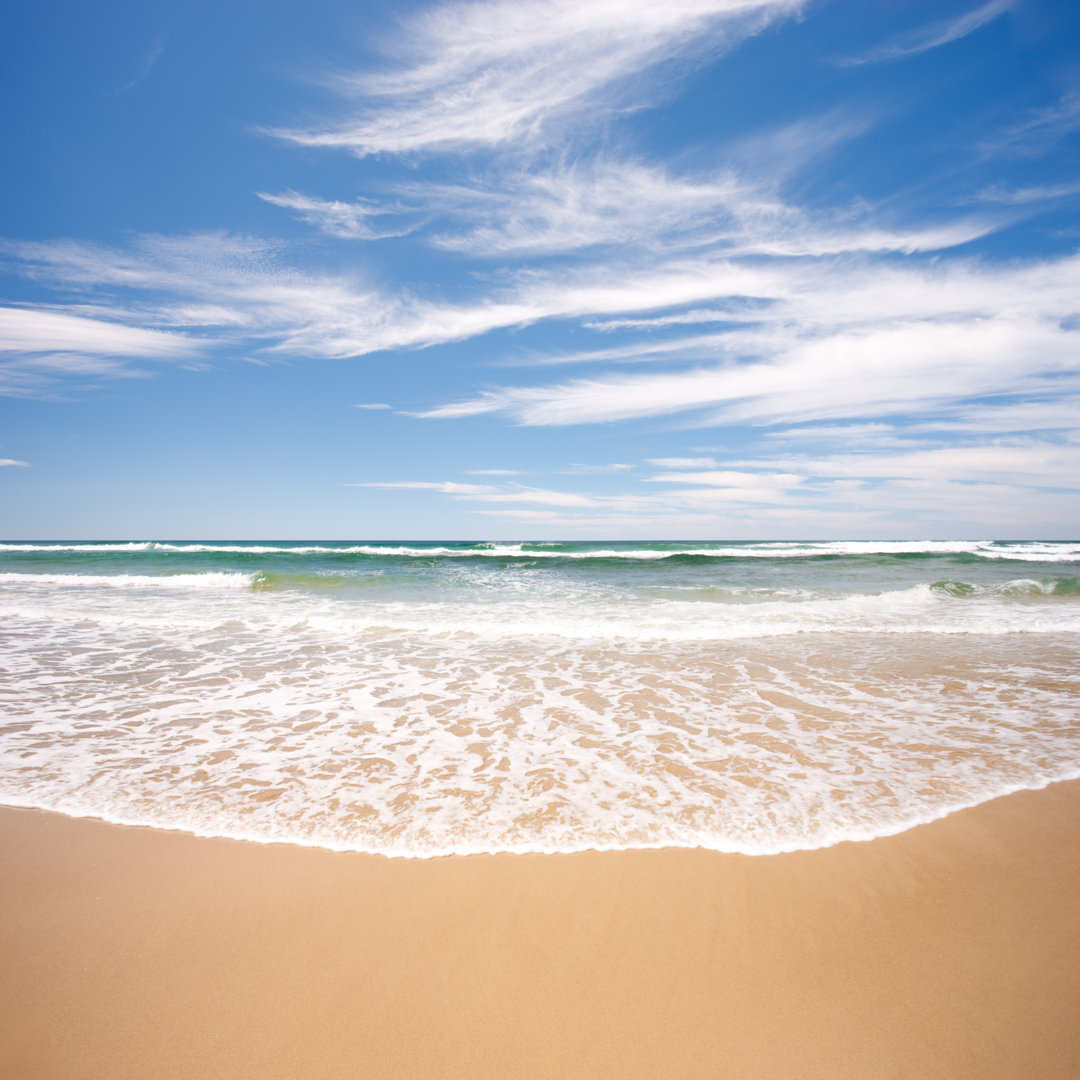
[
  {"x1": 2, "y1": 781, "x2": 1079, "y2": 1078},
  {"x1": 3, "y1": 768, "x2": 1080, "y2": 859}
]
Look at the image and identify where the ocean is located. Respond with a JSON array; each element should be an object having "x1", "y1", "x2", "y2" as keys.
[{"x1": 1, "y1": 540, "x2": 1078, "y2": 857}]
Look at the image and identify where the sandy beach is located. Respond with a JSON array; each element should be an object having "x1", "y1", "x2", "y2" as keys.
[{"x1": 1, "y1": 781, "x2": 1077, "y2": 1079}]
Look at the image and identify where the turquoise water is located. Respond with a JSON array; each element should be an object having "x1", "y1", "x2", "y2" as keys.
[{"x1": 1, "y1": 540, "x2": 1079, "y2": 855}]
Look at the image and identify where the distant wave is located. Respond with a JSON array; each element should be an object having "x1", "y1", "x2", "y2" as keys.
[
  {"x1": 0, "y1": 571, "x2": 254, "y2": 589},
  {"x1": 2, "y1": 540, "x2": 1079, "y2": 561}
]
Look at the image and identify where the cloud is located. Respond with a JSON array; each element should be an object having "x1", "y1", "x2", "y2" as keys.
[
  {"x1": 0, "y1": 458, "x2": 29, "y2": 467},
  {"x1": 647, "y1": 457, "x2": 722, "y2": 468},
  {"x1": 349, "y1": 480, "x2": 497, "y2": 494},
  {"x1": 416, "y1": 251, "x2": 1080, "y2": 427},
  {"x1": 111, "y1": 41, "x2": 164, "y2": 96},
  {"x1": 975, "y1": 181, "x2": 1080, "y2": 205},
  {"x1": 1, "y1": 215, "x2": 1069, "y2": 411},
  {"x1": 912, "y1": 399, "x2": 1080, "y2": 434},
  {"x1": 563, "y1": 462, "x2": 635, "y2": 474},
  {"x1": 256, "y1": 191, "x2": 417, "y2": 240},
  {"x1": 403, "y1": 152, "x2": 995, "y2": 259},
  {"x1": 0, "y1": 304, "x2": 203, "y2": 394},
  {"x1": 264, "y1": 0, "x2": 804, "y2": 156},
  {"x1": 2, "y1": 233, "x2": 439, "y2": 363},
  {"x1": 351, "y1": 479, "x2": 598, "y2": 506},
  {"x1": 645, "y1": 468, "x2": 802, "y2": 488},
  {"x1": 839, "y1": 0, "x2": 1011, "y2": 66},
  {"x1": 418, "y1": 159, "x2": 790, "y2": 256},
  {"x1": 730, "y1": 442, "x2": 1080, "y2": 489},
  {"x1": 0, "y1": 305, "x2": 198, "y2": 358},
  {"x1": 587, "y1": 307, "x2": 767, "y2": 332},
  {"x1": 352, "y1": 402, "x2": 392, "y2": 409},
  {"x1": 982, "y1": 90, "x2": 1080, "y2": 157},
  {"x1": 351, "y1": 436, "x2": 1080, "y2": 536}
]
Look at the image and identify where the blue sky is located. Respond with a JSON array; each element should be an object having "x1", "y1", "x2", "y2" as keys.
[{"x1": 2, "y1": 0, "x2": 1079, "y2": 539}]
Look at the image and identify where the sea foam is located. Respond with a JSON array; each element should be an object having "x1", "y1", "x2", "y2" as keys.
[{"x1": 2, "y1": 540, "x2": 1078, "y2": 857}]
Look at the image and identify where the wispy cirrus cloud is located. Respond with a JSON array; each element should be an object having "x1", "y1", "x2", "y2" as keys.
[
  {"x1": 0, "y1": 304, "x2": 202, "y2": 395},
  {"x1": 406, "y1": 154, "x2": 995, "y2": 259},
  {"x1": 256, "y1": 190, "x2": 418, "y2": 240},
  {"x1": 0, "y1": 458, "x2": 29, "y2": 467},
  {"x1": 415, "y1": 251, "x2": 1080, "y2": 428},
  {"x1": 350, "y1": 431, "x2": 1080, "y2": 536},
  {"x1": 982, "y1": 90, "x2": 1080, "y2": 157},
  {"x1": 838, "y1": 0, "x2": 1011, "y2": 66},
  {"x1": 350, "y1": 479, "x2": 598, "y2": 506},
  {"x1": 0, "y1": 220, "x2": 979, "y2": 377},
  {"x1": 975, "y1": 180, "x2": 1080, "y2": 205},
  {"x1": 0, "y1": 305, "x2": 199, "y2": 358},
  {"x1": 265, "y1": 0, "x2": 805, "y2": 157},
  {"x1": 110, "y1": 41, "x2": 164, "y2": 96},
  {"x1": 416, "y1": 159, "x2": 789, "y2": 256}
]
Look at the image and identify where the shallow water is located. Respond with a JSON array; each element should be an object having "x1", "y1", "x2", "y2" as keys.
[{"x1": 2, "y1": 540, "x2": 1078, "y2": 855}]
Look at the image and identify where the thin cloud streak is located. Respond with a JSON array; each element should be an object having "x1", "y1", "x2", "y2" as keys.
[
  {"x1": 110, "y1": 41, "x2": 164, "y2": 96},
  {"x1": 838, "y1": 0, "x2": 1011, "y2": 66},
  {"x1": 982, "y1": 90, "x2": 1080, "y2": 157},
  {"x1": 265, "y1": 0, "x2": 805, "y2": 156},
  {"x1": 407, "y1": 155, "x2": 996, "y2": 259},
  {"x1": 257, "y1": 191, "x2": 418, "y2": 240},
  {"x1": 0, "y1": 304, "x2": 203, "y2": 394},
  {"x1": 417, "y1": 252, "x2": 1080, "y2": 427},
  {"x1": 352, "y1": 433, "x2": 1080, "y2": 536}
]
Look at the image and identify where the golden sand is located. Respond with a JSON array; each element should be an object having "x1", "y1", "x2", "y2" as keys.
[{"x1": 1, "y1": 781, "x2": 1079, "y2": 1079}]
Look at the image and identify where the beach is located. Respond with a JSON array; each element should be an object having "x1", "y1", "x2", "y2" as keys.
[
  {"x1": 3, "y1": 540, "x2": 1079, "y2": 1076},
  {"x1": 2, "y1": 779, "x2": 1078, "y2": 1079}
]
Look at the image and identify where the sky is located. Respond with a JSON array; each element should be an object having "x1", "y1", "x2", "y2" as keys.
[{"x1": 1, "y1": 0, "x2": 1079, "y2": 540}]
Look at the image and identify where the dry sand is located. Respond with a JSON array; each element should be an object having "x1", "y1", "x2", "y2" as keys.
[{"x1": 1, "y1": 781, "x2": 1079, "y2": 1079}]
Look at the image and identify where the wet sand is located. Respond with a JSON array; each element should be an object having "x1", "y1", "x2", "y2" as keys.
[{"x1": 1, "y1": 782, "x2": 1078, "y2": 1079}]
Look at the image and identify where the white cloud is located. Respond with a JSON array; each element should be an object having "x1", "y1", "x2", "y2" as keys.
[
  {"x1": 111, "y1": 41, "x2": 164, "y2": 96},
  {"x1": 347, "y1": 430, "x2": 1080, "y2": 536},
  {"x1": 975, "y1": 181, "x2": 1080, "y2": 205},
  {"x1": 352, "y1": 402, "x2": 392, "y2": 409},
  {"x1": 913, "y1": 399, "x2": 1080, "y2": 434},
  {"x1": 0, "y1": 305, "x2": 198, "y2": 359},
  {"x1": 747, "y1": 443, "x2": 1080, "y2": 488},
  {"x1": 587, "y1": 307, "x2": 768, "y2": 332},
  {"x1": 983, "y1": 90, "x2": 1080, "y2": 157},
  {"x1": 839, "y1": 0, "x2": 1011, "y2": 66},
  {"x1": 405, "y1": 154, "x2": 995, "y2": 260},
  {"x1": 0, "y1": 458, "x2": 29, "y2": 467},
  {"x1": 764, "y1": 422, "x2": 901, "y2": 442},
  {"x1": 646, "y1": 469, "x2": 803, "y2": 488},
  {"x1": 420, "y1": 160, "x2": 791, "y2": 256},
  {"x1": 351, "y1": 479, "x2": 598, "y2": 506},
  {"x1": 265, "y1": 0, "x2": 804, "y2": 156},
  {"x1": 257, "y1": 191, "x2": 417, "y2": 240},
  {"x1": 416, "y1": 251, "x2": 1080, "y2": 428},
  {"x1": 348, "y1": 480, "x2": 498, "y2": 494},
  {"x1": 0, "y1": 304, "x2": 203, "y2": 394},
  {"x1": 563, "y1": 462, "x2": 636, "y2": 473},
  {"x1": 647, "y1": 457, "x2": 721, "y2": 468},
  {"x1": 466, "y1": 486, "x2": 598, "y2": 507}
]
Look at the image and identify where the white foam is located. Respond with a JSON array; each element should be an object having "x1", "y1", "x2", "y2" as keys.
[
  {"x1": 3, "y1": 541, "x2": 1079, "y2": 858},
  {"x1": 0, "y1": 571, "x2": 255, "y2": 589},
  {"x1": 1, "y1": 540, "x2": 1078, "y2": 560},
  {"x1": 2, "y1": 574, "x2": 1076, "y2": 639},
  {"x1": 1, "y1": 608, "x2": 1078, "y2": 858}
]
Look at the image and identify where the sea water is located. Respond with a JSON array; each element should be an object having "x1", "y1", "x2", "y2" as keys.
[{"x1": 1, "y1": 540, "x2": 1078, "y2": 856}]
